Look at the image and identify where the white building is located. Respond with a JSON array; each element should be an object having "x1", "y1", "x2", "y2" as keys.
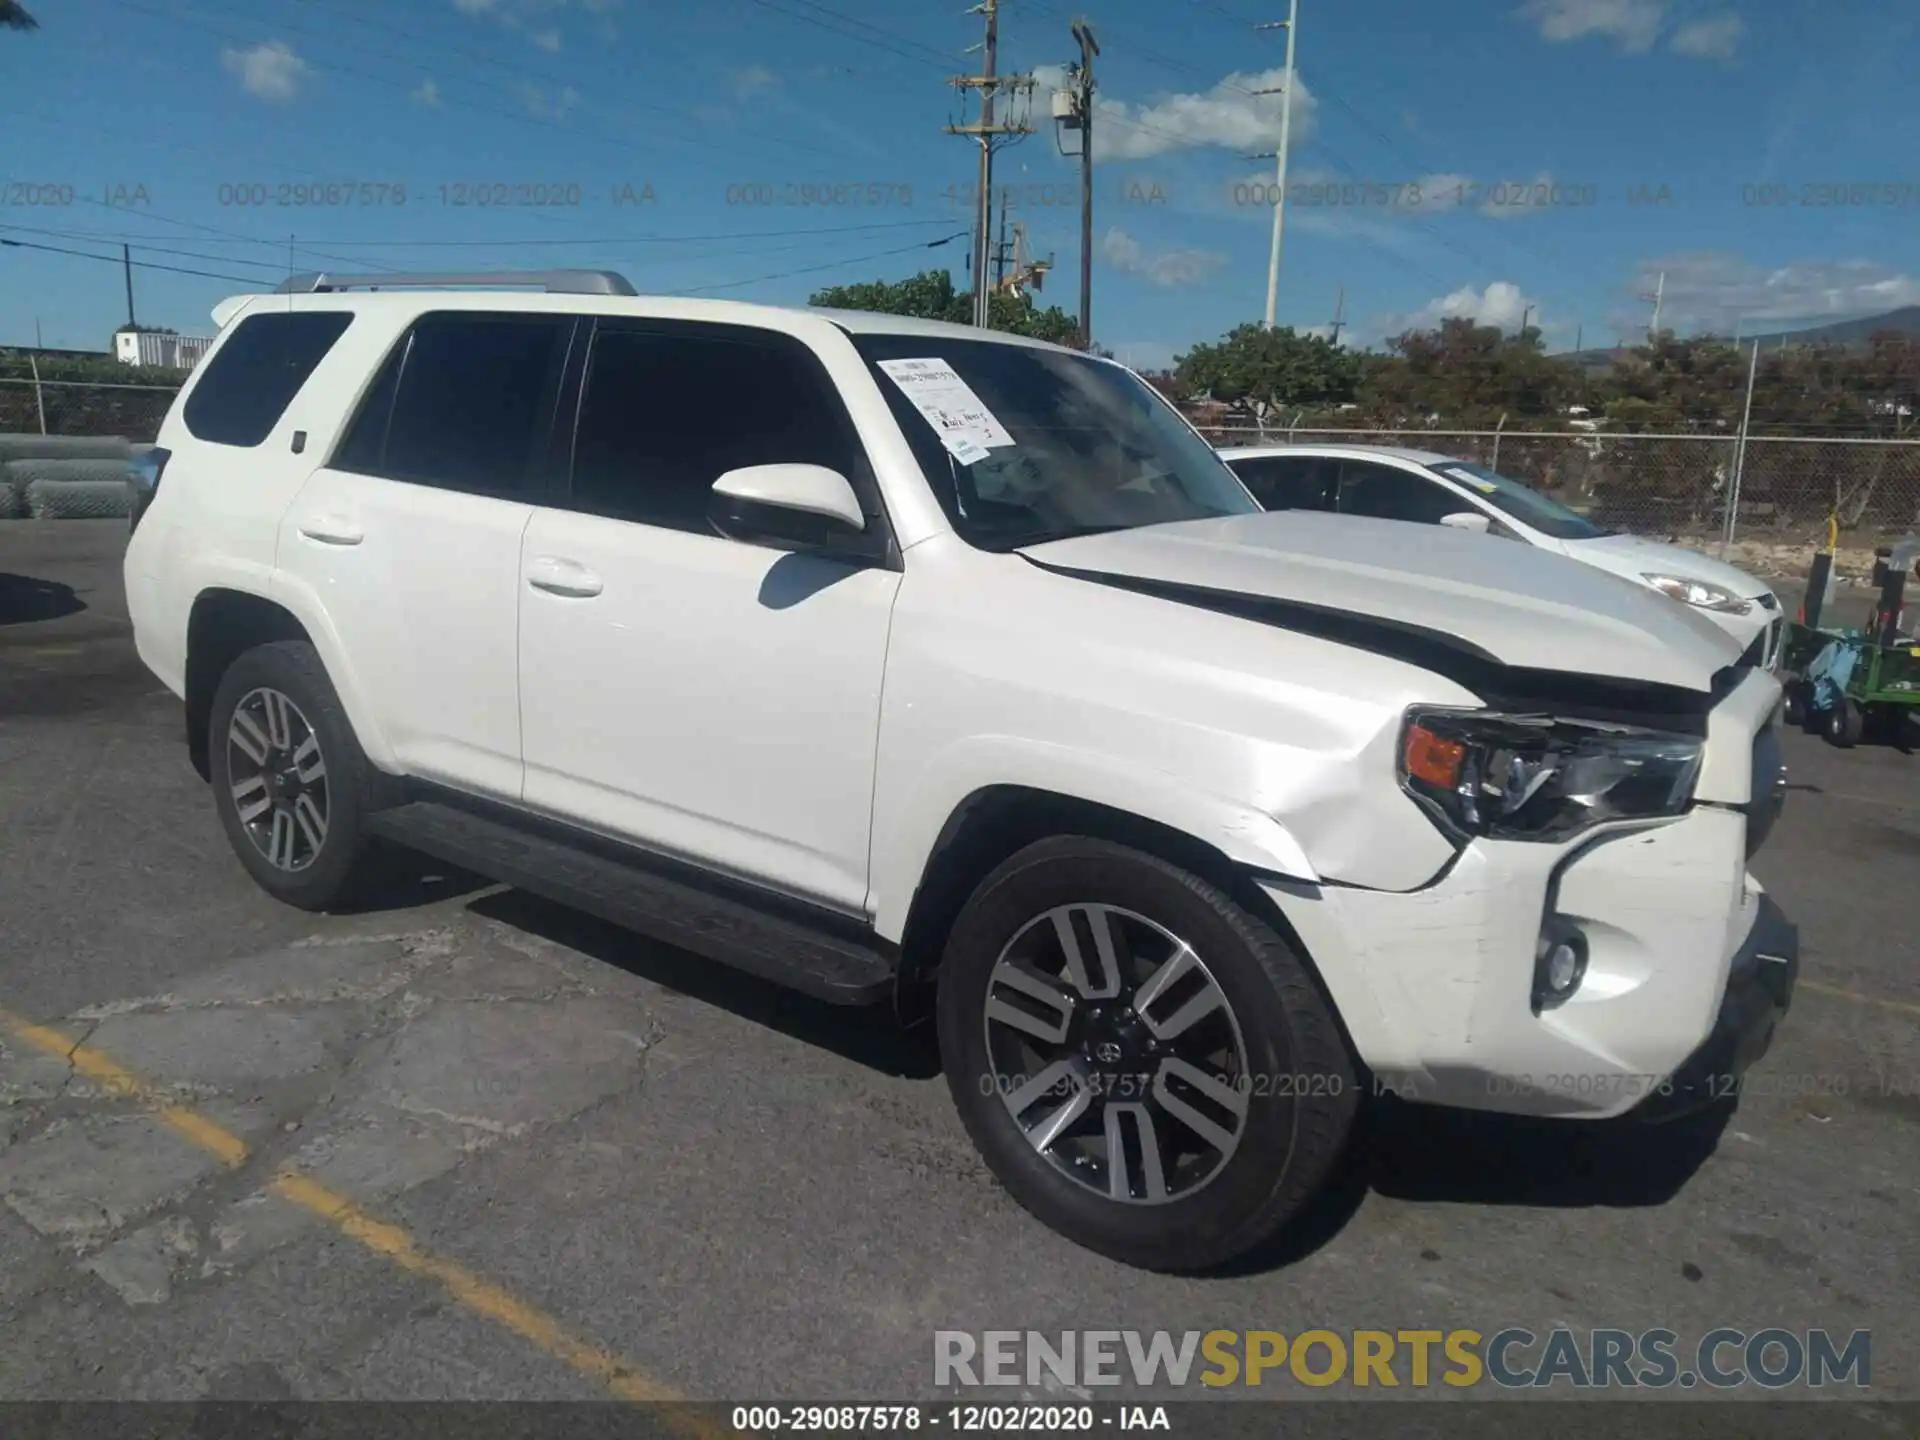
[{"x1": 115, "y1": 330, "x2": 215, "y2": 370}]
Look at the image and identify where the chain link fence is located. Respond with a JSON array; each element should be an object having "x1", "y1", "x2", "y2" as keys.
[
  {"x1": 0, "y1": 374, "x2": 179, "y2": 444},
  {"x1": 4, "y1": 374, "x2": 1917, "y2": 548},
  {"x1": 1197, "y1": 423, "x2": 1920, "y2": 547}
]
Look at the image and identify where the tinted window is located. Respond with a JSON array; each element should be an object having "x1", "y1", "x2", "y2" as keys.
[
  {"x1": 569, "y1": 326, "x2": 864, "y2": 533},
  {"x1": 375, "y1": 314, "x2": 573, "y2": 496},
  {"x1": 1336, "y1": 461, "x2": 1470, "y2": 525},
  {"x1": 852, "y1": 334, "x2": 1255, "y2": 550},
  {"x1": 330, "y1": 340, "x2": 403, "y2": 476},
  {"x1": 1230, "y1": 455, "x2": 1337, "y2": 512},
  {"x1": 182, "y1": 311, "x2": 353, "y2": 447},
  {"x1": 1432, "y1": 461, "x2": 1611, "y2": 540}
]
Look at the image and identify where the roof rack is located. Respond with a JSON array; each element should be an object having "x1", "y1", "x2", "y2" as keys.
[{"x1": 273, "y1": 269, "x2": 637, "y2": 297}]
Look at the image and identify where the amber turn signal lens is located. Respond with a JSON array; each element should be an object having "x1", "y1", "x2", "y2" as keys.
[{"x1": 1404, "y1": 724, "x2": 1466, "y2": 788}]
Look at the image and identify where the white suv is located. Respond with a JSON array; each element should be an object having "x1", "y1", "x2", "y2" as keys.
[{"x1": 125, "y1": 271, "x2": 1797, "y2": 1273}]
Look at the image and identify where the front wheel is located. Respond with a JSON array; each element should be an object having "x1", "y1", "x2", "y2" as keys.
[
  {"x1": 1823, "y1": 697, "x2": 1863, "y2": 749},
  {"x1": 937, "y1": 836, "x2": 1357, "y2": 1273}
]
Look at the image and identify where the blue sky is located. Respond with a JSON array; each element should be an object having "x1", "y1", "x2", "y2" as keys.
[{"x1": 2, "y1": 0, "x2": 1915, "y2": 366}]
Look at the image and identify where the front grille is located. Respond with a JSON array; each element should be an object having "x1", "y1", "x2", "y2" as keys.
[{"x1": 1764, "y1": 616, "x2": 1783, "y2": 667}]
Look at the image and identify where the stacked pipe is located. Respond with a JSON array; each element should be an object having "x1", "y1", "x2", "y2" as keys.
[{"x1": 0, "y1": 435, "x2": 143, "y2": 520}]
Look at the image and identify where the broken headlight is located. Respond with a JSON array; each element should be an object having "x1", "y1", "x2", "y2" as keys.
[{"x1": 1399, "y1": 709, "x2": 1704, "y2": 843}]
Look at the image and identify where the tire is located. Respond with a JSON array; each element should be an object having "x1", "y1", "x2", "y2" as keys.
[
  {"x1": 936, "y1": 836, "x2": 1357, "y2": 1273},
  {"x1": 1781, "y1": 682, "x2": 1806, "y2": 729},
  {"x1": 207, "y1": 640, "x2": 379, "y2": 910},
  {"x1": 1823, "y1": 698, "x2": 1863, "y2": 749}
]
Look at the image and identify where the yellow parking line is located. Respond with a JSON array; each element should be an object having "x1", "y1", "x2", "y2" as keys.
[
  {"x1": 1800, "y1": 979, "x2": 1920, "y2": 1022},
  {"x1": 0, "y1": 1006, "x2": 710, "y2": 1425}
]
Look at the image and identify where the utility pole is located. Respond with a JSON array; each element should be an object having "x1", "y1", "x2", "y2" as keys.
[
  {"x1": 1518, "y1": 304, "x2": 1534, "y2": 339},
  {"x1": 1063, "y1": 19, "x2": 1098, "y2": 349},
  {"x1": 991, "y1": 203, "x2": 1013, "y2": 290},
  {"x1": 1327, "y1": 286, "x2": 1345, "y2": 344},
  {"x1": 1574, "y1": 322, "x2": 1583, "y2": 353},
  {"x1": 1253, "y1": 0, "x2": 1299, "y2": 329},
  {"x1": 1640, "y1": 269, "x2": 1665, "y2": 341},
  {"x1": 947, "y1": 0, "x2": 1033, "y2": 328},
  {"x1": 122, "y1": 243, "x2": 136, "y2": 328}
]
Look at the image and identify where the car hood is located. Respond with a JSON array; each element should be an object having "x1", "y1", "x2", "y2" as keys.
[
  {"x1": 1563, "y1": 532, "x2": 1775, "y2": 599},
  {"x1": 1018, "y1": 510, "x2": 1744, "y2": 692}
]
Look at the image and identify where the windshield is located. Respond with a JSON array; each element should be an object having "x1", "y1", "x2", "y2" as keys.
[
  {"x1": 1432, "y1": 461, "x2": 1614, "y2": 541},
  {"x1": 852, "y1": 334, "x2": 1259, "y2": 550}
]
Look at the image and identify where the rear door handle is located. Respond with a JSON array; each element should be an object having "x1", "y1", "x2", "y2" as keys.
[
  {"x1": 297, "y1": 514, "x2": 364, "y2": 546},
  {"x1": 526, "y1": 556, "x2": 604, "y2": 599}
]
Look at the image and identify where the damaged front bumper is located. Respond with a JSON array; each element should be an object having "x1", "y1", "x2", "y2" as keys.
[{"x1": 1631, "y1": 895, "x2": 1798, "y2": 1122}]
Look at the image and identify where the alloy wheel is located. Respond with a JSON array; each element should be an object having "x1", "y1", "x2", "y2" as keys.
[
  {"x1": 226, "y1": 686, "x2": 329, "y2": 872},
  {"x1": 981, "y1": 904, "x2": 1252, "y2": 1205}
]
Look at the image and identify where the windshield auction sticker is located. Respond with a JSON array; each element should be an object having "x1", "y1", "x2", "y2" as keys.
[{"x1": 877, "y1": 357, "x2": 1015, "y2": 465}]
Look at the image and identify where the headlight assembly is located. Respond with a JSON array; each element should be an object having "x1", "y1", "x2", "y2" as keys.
[
  {"x1": 1400, "y1": 709, "x2": 1704, "y2": 843},
  {"x1": 1642, "y1": 573, "x2": 1753, "y2": 614}
]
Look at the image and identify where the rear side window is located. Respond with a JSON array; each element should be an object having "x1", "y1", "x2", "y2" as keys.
[
  {"x1": 182, "y1": 310, "x2": 353, "y2": 447},
  {"x1": 335, "y1": 313, "x2": 574, "y2": 497},
  {"x1": 1230, "y1": 455, "x2": 1337, "y2": 511}
]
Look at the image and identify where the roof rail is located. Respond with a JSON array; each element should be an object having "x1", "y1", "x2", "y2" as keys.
[{"x1": 273, "y1": 269, "x2": 637, "y2": 297}]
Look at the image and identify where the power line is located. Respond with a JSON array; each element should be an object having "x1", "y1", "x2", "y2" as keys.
[
  {"x1": 675, "y1": 230, "x2": 970, "y2": 295},
  {"x1": 0, "y1": 220, "x2": 305, "y2": 274},
  {"x1": 737, "y1": 0, "x2": 960, "y2": 69},
  {"x1": 15, "y1": 216, "x2": 966, "y2": 251},
  {"x1": 0, "y1": 235, "x2": 267, "y2": 286}
]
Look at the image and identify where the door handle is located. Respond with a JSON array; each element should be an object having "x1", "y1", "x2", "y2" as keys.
[
  {"x1": 526, "y1": 556, "x2": 603, "y2": 598},
  {"x1": 297, "y1": 514, "x2": 364, "y2": 546}
]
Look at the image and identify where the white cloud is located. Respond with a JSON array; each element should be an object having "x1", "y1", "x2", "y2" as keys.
[
  {"x1": 728, "y1": 64, "x2": 779, "y2": 102},
  {"x1": 1517, "y1": 1, "x2": 1748, "y2": 59},
  {"x1": 531, "y1": 27, "x2": 561, "y2": 51},
  {"x1": 220, "y1": 40, "x2": 309, "y2": 103},
  {"x1": 1385, "y1": 280, "x2": 1542, "y2": 334},
  {"x1": 1670, "y1": 11, "x2": 1744, "y2": 59},
  {"x1": 1034, "y1": 64, "x2": 1317, "y2": 162},
  {"x1": 1101, "y1": 227, "x2": 1228, "y2": 288},
  {"x1": 1616, "y1": 253, "x2": 1920, "y2": 335},
  {"x1": 411, "y1": 77, "x2": 442, "y2": 106},
  {"x1": 1517, "y1": 0, "x2": 1665, "y2": 51},
  {"x1": 515, "y1": 81, "x2": 580, "y2": 118}
]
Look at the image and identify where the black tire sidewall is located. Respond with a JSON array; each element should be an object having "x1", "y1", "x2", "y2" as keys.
[
  {"x1": 937, "y1": 837, "x2": 1354, "y2": 1271},
  {"x1": 208, "y1": 641, "x2": 370, "y2": 909}
]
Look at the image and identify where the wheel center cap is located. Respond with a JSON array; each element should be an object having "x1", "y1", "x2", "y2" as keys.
[{"x1": 1092, "y1": 1041, "x2": 1124, "y2": 1064}]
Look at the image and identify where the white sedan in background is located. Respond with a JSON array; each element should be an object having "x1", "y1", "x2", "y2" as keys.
[{"x1": 1219, "y1": 443, "x2": 1785, "y2": 667}]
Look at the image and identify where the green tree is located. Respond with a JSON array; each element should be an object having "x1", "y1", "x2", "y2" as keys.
[
  {"x1": 1, "y1": 2, "x2": 38, "y2": 30},
  {"x1": 1171, "y1": 323, "x2": 1361, "y2": 420},
  {"x1": 808, "y1": 269, "x2": 1081, "y2": 345},
  {"x1": 1359, "y1": 318, "x2": 1586, "y2": 426}
]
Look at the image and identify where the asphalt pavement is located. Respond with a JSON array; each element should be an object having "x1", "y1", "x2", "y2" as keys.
[{"x1": 1, "y1": 521, "x2": 1915, "y2": 1413}]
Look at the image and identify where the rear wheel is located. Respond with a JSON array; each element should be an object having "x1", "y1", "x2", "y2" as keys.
[
  {"x1": 937, "y1": 836, "x2": 1356, "y2": 1273},
  {"x1": 208, "y1": 641, "x2": 380, "y2": 910}
]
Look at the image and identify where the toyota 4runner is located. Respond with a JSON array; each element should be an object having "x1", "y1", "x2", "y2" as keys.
[{"x1": 124, "y1": 270, "x2": 1797, "y2": 1272}]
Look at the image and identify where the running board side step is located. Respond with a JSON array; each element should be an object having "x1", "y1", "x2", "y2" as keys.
[{"x1": 366, "y1": 801, "x2": 895, "y2": 1005}]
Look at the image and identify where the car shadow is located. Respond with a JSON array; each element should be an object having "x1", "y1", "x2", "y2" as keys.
[
  {"x1": 466, "y1": 887, "x2": 941, "y2": 1080},
  {"x1": 360, "y1": 876, "x2": 1729, "y2": 1273},
  {"x1": 0, "y1": 573, "x2": 85, "y2": 625}
]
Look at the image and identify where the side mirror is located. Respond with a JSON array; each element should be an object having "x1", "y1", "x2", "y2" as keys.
[
  {"x1": 1440, "y1": 511, "x2": 1491, "y2": 534},
  {"x1": 709, "y1": 464, "x2": 867, "y2": 550}
]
